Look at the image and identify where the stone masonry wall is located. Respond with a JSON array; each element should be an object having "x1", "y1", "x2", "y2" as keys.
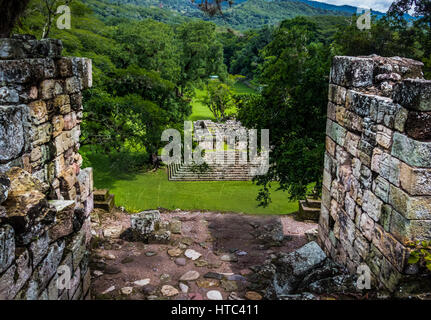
[
  {"x1": 0, "y1": 35, "x2": 93, "y2": 299},
  {"x1": 318, "y1": 55, "x2": 431, "y2": 292}
]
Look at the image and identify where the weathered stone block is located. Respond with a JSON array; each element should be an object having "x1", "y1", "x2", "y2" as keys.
[
  {"x1": 31, "y1": 122, "x2": 52, "y2": 147},
  {"x1": 2, "y1": 168, "x2": 57, "y2": 245},
  {"x1": 375, "y1": 125, "x2": 393, "y2": 149},
  {"x1": 330, "y1": 56, "x2": 373, "y2": 87},
  {"x1": 65, "y1": 225, "x2": 89, "y2": 271},
  {"x1": 63, "y1": 112, "x2": 77, "y2": 130},
  {"x1": 346, "y1": 90, "x2": 378, "y2": 117},
  {"x1": 326, "y1": 120, "x2": 347, "y2": 147},
  {"x1": 328, "y1": 84, "x2": 347, "y2": 105},
  {"x1": 371, "y1": 148, "x2": 400, "y2": 186},
  {"x1": 0, "y1": 105, "x2": 29, "y2": 161},
  {"x1": 56, "y1": 58, "x2": 73, "y2": 78},
  {"x1": 380, "y1": 204, "x2": 392, "y2": 232},
  {"x1": 29, "y1": 231, "x2": 50, "y2": 267},
  {"x1": 392, "y1": 132, "x2": 431, "y2": 168},
  {"x1": 0, "y1": 86, "x2": 20, "y2": 104},
  {"x1": 26, "y1": 240, "x2": 65, "y2": 297},
  {"x1": 40, "y1": 79, "x2": 63, "y2": 99},
  {"x1": 389, "y1": 184, "x2": 431, "y2": 220},
  {"x1": 0, "y1": 224, "x2": 15, "y2": 274},
  {"x1": 393, "y1": 79, "x2": 431, "y2": 111},
  {"x1": 0, "y1": 265, "x2": 17, "y2": 299},
  {"x1": 370, "y1": 98, "x2": 402, "y2": 129},
  {"x1": 390, "y1": 209, "x2": 431, "y2": 243},
  {"x1": 322, "y1": 169, "x2": 332, "y2": 191},
  {"x1": 344, "y1": 132, "x2": 360, "y2": 157},
  {"x1": 400, "y1": 162, "x2": 431, "y2": 196},
  {"x1": 344, "y1": 193, "x2": 355, "y2": 220},
  {"x1": 359, "y1": 212, "x2": 375, "y2": 241},
  {"x1": 353, "y1": 229, "x2": 369, "y2": 259},
  {"x1": 394, "y1": 107, "x2": 408, "y2": 132},
  {"x1": 379, "y1": 256, "x2": 402, "y2": 292},
  {"x1": 47, "y1": 200, "x2": 75, "y2": 241},
  {"x1": 12, "y1": 248, "x2": 32, "y2": 297},
  {"x1": 372, "y1": 176, "x2": 390, "y2": 203},
  {"x1": 321, "y1": 186, "x2": 331, "y2": 210},
  {"x1": 65, "y1": 77, "x2": 81, "y2": 94},
  {"x1": 130, "y1": 210, "x2": 161, "y2": 241},
  {"x1": 52, "y1": 115, "x2": 64, "y2": 138},
  {"x1": 372, "y1": 224, "x2": 407, "y2": 272}
]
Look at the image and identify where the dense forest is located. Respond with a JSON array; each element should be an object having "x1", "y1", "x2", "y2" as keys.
[{"x1": 13, "y1": 0, "x2": 431, "y2": 205}]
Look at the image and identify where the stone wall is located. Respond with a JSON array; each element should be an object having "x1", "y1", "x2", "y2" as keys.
[
  {"x1": 318, "y1": 55, "x2": 431, "y2": 291},
  {"x1": 0, "y1": 35, "x2": 93, "y2": 299}
]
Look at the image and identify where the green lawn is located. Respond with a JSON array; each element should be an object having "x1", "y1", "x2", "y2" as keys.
[
  {"x1": 188, "y1": 88, "x2": 215, "y2": 122},
  {"x1": 233, "y1": 81, "x2": 257, "y2": 94},
  {"x1": 188, "y1": 83, "x2": 256, "y2": 122},
  {"x1": 82, "y1": 82, "x2": 296, "y2": 215}
]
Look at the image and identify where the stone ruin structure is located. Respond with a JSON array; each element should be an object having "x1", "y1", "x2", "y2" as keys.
[
  {"x1": 0, "y1": 35, "x2": 93, "y2": 299},
  {"x1": 318, "y1": 55, "x2": 431, "y2": 292}
]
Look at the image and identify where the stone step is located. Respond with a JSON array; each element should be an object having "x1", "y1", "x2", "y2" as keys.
[
  {"x1": 297, "y1": 200, "x2": 320, "y2": 221},
  {"x1": 94, "y1": 193, "x2": 115, "y2": 212},
  {"x1": 306, "y1": 198, "x2": 321, "y2": 209}
]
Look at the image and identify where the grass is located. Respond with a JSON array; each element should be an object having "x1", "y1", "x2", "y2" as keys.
[
  {"x1": 188, "y1": 82, "x2": 256, "y2": 122},
  {"x1": 188, "y1": 88, "x2": 215, "y2": 122},
  {"x1": 233, "y1": 81, "x2": 257, "y2": 94},
  {"x1": 82, "y1": 148, "x2": 298, "y2": 215},
  {"x1": 82, "y1": 82, "x2": 296, "y2": 215}
]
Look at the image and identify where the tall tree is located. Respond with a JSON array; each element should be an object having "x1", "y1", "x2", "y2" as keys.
[{"x1": 236, "y1": 17, "x2": 333, "y2": 204}]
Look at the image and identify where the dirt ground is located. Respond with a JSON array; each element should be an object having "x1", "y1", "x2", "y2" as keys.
[{"x1": 90, "y1": 209, "x2": 317, "y2": 300}]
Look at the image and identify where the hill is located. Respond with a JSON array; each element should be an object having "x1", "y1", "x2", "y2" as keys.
[{"x1": 96, "y1": 0, "x2": 351, "y2": 30}]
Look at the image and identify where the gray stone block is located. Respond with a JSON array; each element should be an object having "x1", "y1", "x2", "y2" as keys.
[
  {"x1": 392, "y1": 132, "x2": 431, "y2": 168},
  {"x1": 0, "y1": 224, "x2": 15, "y2": 274},
  {"x1": 330, "y1": 56, "x2": 374, "y2": 88},
  {"x1": 393, "y1": 79, "x2": 431, "y2": 111}
]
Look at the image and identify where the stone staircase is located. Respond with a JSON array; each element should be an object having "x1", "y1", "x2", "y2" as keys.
[
  {"x1": 298, "y1": 198, "x2": 321, "y2": 221},
  {"x1": 168, "y1": 119, "x2": 268, "y2": 181},
  {"x1": 168, "y1": 151, "x2": 263, "y2": 181},
  {"x1": 93, "y1": 189, "x2": 115, "y2": 212}
]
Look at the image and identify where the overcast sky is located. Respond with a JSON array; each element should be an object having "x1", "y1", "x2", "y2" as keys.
[{"x1": 313, "y1": 0, "x2": 394, "y2": 12}]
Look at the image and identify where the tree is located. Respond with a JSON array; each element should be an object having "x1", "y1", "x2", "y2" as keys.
[
  {"x1": 176, "y1": 20, "x2": 227, "y2": 95},
  {"x1": 236, "y1": 17, "x2": 334, "y2": 204},
  {"x1": 40, "y1": 0, "x2": 73, "y2": 39},
  {"x1": 201, "y1": 80, "x2": 235, "y2": 121},
  {"x1": 0, "y1": 0, "x2": 31, "y2": 37},
  {"x1": 387, "y1": 0, "x2": 431, "y2": 25}
]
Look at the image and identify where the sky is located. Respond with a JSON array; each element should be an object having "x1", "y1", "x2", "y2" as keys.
[{"x1": 313, "y1": 0, "x2": 394, "y2": 12}]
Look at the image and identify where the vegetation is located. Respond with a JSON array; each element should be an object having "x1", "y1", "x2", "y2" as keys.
[
  {"x1": 236, "y1": 17, "x2": 332, "y2": 204},
  {"x1": 408, "y1": 240, "x2": 431, "y2": 272}
]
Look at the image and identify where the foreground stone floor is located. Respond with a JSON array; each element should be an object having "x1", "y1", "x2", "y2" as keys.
[{"x1": 89, "y1": 209, "x2": 317, "y2": 300}]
